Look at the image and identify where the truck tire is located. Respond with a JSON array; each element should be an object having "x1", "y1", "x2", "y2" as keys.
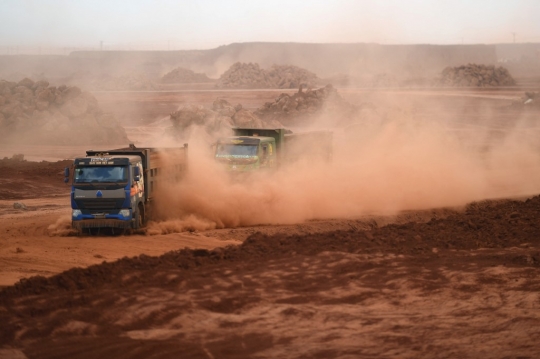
[{"x1": 137, "y1": 203, "x2": 145, "y2": 229}]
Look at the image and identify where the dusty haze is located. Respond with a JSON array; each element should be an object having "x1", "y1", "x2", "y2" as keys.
[
  {"x1": 2, "y1": 4, "x2": 540, "y2": 356},
  {"x1": 146, "y1": 94, "x2": 540, "y2": 234},
  {"x1": 2, "y1": 43, "x2": 539, "y2": 235}
]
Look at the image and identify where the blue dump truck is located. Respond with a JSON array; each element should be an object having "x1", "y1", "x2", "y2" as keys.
[
  {"x1": 65, "y1": 144, "x2": 188, "y2": 234},
  {"x1": 215, "y1": 128, "x2": 332, "y2": 172}
]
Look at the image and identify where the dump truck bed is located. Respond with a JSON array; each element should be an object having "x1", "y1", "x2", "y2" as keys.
[
  {"x1": 85, "y1": 144, "x2": 188, "y2": 201},
  {"x1": 284, "y1": 131, "x2": 333, "y2": 163}
]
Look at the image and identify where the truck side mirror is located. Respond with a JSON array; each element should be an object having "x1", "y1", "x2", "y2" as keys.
[
  {"x1": 134, "y1": 166, "x2": 141, "y2": 182},
  {"x1": 64, "y1": 167, "x2": 70, "y2": 183}
]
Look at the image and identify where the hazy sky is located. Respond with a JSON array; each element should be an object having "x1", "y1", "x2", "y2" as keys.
[{"x1": 1, "y1": 0, "x2": 539, "y2": 51}]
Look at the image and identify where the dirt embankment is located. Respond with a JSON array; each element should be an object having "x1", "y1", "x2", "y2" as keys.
[{"x1": 437, "y1": 64, "x2": 516, "y2": 87}]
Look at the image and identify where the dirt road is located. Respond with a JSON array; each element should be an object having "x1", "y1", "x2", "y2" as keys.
[
  {"x1": 1, "y1": 156, "x2": 539, "y2": 359},
  {"x1": 0, "y1": 199, "x2": 242, "y2": 287},
  {"x1": 1, "y1": 88, "x2": 540, "y2": 358},
  {"x1": 0, "y1": 165, "x2": 455, "y2": 288},
  {"x1": 1, "y1": 192, "x2": 539, "y2": 358}
]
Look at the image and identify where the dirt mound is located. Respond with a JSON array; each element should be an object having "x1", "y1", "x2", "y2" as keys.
[
  {"x1": 267, "y1": 64, "x2": 320, "y2": 89},
  {"x1": 216, "y1": 62, "x2": 320, "y2": 89},
  {"x1": 437, "y1": 63, "x2": 516, "y2": 87},
  {"x1": 169, "y1": 85, "x2": 355, "y2": 137},
  {"x1": 0, "y1": 78, "x2": 129, "y2": 145},
  {"x1": 169, "y1": 98, "x2": 283, "y2": 140},
  {"x1": 161, "y1": 67, "x2": 213, "y2": 83},
  {"x1": 254, "y1": 84, "x2": 358, "y2": 126},
  {"x1": 215, "y1": 62, "x2": 270, "y2": 88}
]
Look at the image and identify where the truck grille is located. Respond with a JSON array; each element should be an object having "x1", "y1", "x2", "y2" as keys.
[
  {"x1": 77, "y1": 199, "x2": 123, "y2": 210},
  {"x1": 72, "y1": 219, "x2": 132, "y2": 229}
]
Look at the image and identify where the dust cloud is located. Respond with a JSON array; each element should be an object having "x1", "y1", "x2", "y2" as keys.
[
  {"x1": 47, "y1": 215, "x2": 77, "y2": 236},
  {"x1": 146, "y1": 104, "x2": 540, "y2": 235}
]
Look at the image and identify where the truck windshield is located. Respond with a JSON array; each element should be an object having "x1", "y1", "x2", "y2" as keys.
[
  {"x1": 216, "y1": 144, "x2": 258, "y2": 157},
  {"x1": 74, "y1": 166, "x2": 127, "y2": 183}
]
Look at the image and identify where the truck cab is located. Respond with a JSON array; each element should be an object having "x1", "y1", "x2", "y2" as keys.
[
  {"x1": 66, "y1": 144, "x2": 188, "y2": 234},
  {"x1": 215, "y1": 136, "x2": 277, "y2": 172},
  {"x1": 214, "y1": 127, "x2": 332, "y2": 173},
  {"x1": 69, "y1": 154, "x2": 146, "y2": 232}
]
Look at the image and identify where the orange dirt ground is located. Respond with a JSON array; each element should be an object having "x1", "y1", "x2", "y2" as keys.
[{"x1": 1, "y1": 88, "x2": 540, "y2": 359}]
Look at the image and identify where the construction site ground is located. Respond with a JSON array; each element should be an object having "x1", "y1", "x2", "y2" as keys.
[{"x1": 1, "y1": 87, "x2": 540, "y2": 359}]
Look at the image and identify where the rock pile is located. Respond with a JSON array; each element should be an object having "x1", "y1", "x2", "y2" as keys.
[
  {"x1": 0, "y1": 78, "x2": 129, "y2": 145},
  {"x1": 161, "y1": 67, "x2": 213, "y2": 83},
  {"x1": 254, "y1": 84, "x2": 358, "y2": 126},
  {"x1": 169, "y1": 98, "x2": 283, "y2": 140},
  {"x1": 216, "y1": 62, "x2": 320, "y2": 89},
  {"x1": 169, "y1": 84, "x2": 359, "y2": 139},
  {"x1": 438, "y1": 64, "x2": 516, "y2": 87},
  {"x1": 268, "y1": 65, "x2": 320, "y2": 89},
  {"x1": 215, "y1": 63, "x2": 267, "y2": 88}
]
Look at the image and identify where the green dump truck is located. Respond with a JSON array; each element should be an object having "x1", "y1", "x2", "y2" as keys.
[{"x1": 214, "y1": 128, "x2": 332, "y2": 172}]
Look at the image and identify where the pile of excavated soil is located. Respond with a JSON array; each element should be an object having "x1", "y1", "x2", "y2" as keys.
[
  {"x1": 169, "y1": 84, "x2": 357, "y2": 138},
  {"x1": 216, "y1": 62, "x2": 320, "y2": 89},
  {"x1": 254, "y1": 84, "x2": 358, "y2": 126},
  {"x1": 161, "y1": 67, "x2": 213, "y2": 83},
  {"x1": 437, "y1": 63, "x2": 516, "y2": 87},
  {"x1": 169, "y1": 98, "x2": 283, "y2": 140},
  {"x1": 0, "y1": 78, "x2": 129, "y2": 145}
]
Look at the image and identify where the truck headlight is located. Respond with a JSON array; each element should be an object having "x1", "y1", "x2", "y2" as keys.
[
  {"x1": 72, "y1": 209, "x2": 82, "y2": 218},
  {"x1": 119, "y1": 209, "x2": 131, "y2": 217}
]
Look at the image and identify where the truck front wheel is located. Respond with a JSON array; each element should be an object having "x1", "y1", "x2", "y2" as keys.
[{"x1": 136, "y1": 203, "x2": 145, "y2": 229}]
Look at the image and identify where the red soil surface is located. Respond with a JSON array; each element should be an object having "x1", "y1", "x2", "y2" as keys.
[
  {"x1": 1, "y1": 158, "x2": 539, "y2": 358},
  {"x1": 1, "y1": 88, "x2": 540, "y2": 358}
]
